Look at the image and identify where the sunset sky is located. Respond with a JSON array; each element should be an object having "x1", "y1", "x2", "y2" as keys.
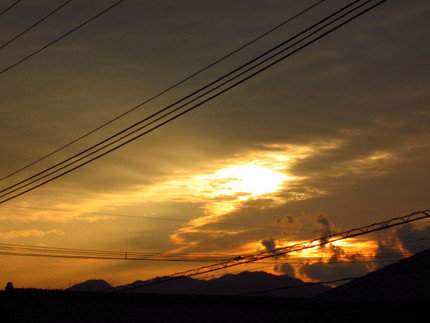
[{"x1": 0, "y1": 0, "x2": 429, "y2": 289}]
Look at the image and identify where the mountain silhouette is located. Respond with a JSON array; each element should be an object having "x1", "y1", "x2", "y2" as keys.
[
  {"x1": 67, "y1": 279, "x2": 111, "y2": 292},
  {"x1": 99, "y1": 271, "x2": 331, "y2": 297},
  {"x1": 7, "y1": 251, "x2": 430, "y2": 322},
  {"x1": 313, "y1": 247, "x2": 430, "y2": 302}
]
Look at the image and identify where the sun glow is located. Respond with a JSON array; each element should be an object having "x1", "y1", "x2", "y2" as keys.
[
  {"x1": 205, "y1": 164, "x2": 293, "y2": 199},
  {"x1": 240, "y1": 238, "x2": 382, "y2": 278},
  {"x1": 188, "y1": 163, "x2": 294, "y2": 217},
  {"x1": 287, "y1": 239, "x2": 379, "y2": 260},
  {"x1": 168, "y1": 156, "x2": 295, "y2": 246}
]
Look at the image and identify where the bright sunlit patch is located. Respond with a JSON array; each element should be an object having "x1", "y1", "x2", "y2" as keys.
[
  {"x1": 167, "y1": 154, "x2": 297, "y2": 246},
  {"x1": 273, "y1": 238, "x2": 380, "y2": 262},
  {"x1": 203, "y1": 164, "x2": 293, "y2": 199},
  {"x1": 188, "y1": 162, "x2": 295, "y2": 220},
  {"x1": 233, "y1": 238, "x2": 381, "y2": 271},
  {"x1": 161, "y1": 143, "x2": 340, "y2": 248}
]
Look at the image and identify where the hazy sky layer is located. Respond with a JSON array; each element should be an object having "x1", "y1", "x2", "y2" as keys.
[{"x1": 0, "y1": 0, "x2": 429, "y2": 289}]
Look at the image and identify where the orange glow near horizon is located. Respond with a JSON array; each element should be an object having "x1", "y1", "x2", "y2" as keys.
[
  {"x1": 243, "y1": 238, "x2": 380, "y2": 263},
  {"x1": 0, "y1": 143, "x2": 414, "y2": 289}
]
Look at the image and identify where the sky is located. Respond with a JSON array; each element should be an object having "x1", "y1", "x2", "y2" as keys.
[{"x1": 0, "y1": 0, "x2": 429, "y2": 289}]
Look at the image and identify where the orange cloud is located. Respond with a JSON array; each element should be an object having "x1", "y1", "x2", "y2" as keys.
[{"x1": 0, "y1": 229, "x2": 64, "y2": 240}]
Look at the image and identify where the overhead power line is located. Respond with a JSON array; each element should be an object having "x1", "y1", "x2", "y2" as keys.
[
  {"x1": 0, "y1": 0, "x2": 22, "y2": 17},
  {"x1": 0, "y1": 0, "x2": 360, "y2": 195},
  {"x1": 0, "y1": 242, "x2": 232, "y2": 262},
  {"x1": 0, "y1": 0, "x2": 124, "y2": 75},
  {"x1": 1, "y1": 204, "x2": 297, "y2": 231},
  {"x1": 0, "y1": 0, "x2": 376, "y2": 202},
  {"x1": 118, "y1": 255, "x2": 411, "y2": 293},
  {"x1": 0, "y1": 0, "x2": 73, "y2": 50},
  {"x1": 0, "y1": 0, "x2": 325, "y2": 182},
  {"x1": 0, "y1": 0, "x2": 385, "y2": 204},
  {"x1": 239, "y1": 277, "x2": 358, "y2": 296},
  {"x1": 0, "y1": 209, "x2": 426, "y2": 270},
  {"x1": 118, "y1": 254, "x2": 411, "y2": 292},
  {"x1": 0, "y1": 242, "x2": 407, "y2": 263},
  {"x1": 1, "y1": 208, "x2": 426, "y2": 291},
  {"x1": 238, "y1": 262, "x2": 430, "y2": 296},
  {"x1": 0, "y1": 0, "x2": 345, "y2": 198},
  {"x1": 114, "y1": 208, "x2": 429, "y2": 292}
]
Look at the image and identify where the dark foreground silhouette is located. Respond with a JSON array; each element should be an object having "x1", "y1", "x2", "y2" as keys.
[
  {"x1": 68, "y1": 271, "x2": 331, "y2": 297},
  {"x1": 1, "y1": 288, "x2": 428, "y2": 323},
  {"x1": 2, "y1": 248, "x2": 429, "y2": 322}
]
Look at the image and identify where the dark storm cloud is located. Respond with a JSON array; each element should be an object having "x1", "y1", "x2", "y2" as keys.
[
  {"x1": 275, "y1": 263, "x2": 295, "y2": 277},
  {"x1": 301, "y1": 260, "x2": 369, "y2": 282},
  {"x1": 275, "y1": 214, "x2": 294, "y2": 228},
  {"x1": 316, "y1": 214, "x2": 333, "y2": 237},
  {"x1": 373, "y1": 241, "x2": 404, "y2": 269},
  {"x1": 261, "y1": 238, "x2": 277, "y2": 251},
  {"x1": 170, "y1": 198, "x2": 342, "y2": 257},
  {"x1": 396, "y1": 223, "x2": 430, "y2": 254},
  {"x1": 301, "y1": 243, "x2": 369, "y2": 281}
]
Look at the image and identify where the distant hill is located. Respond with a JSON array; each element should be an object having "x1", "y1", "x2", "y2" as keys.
[
  {"x1": 7, "y1": 251, "x2": 430, "y2": 322},
  {"x1": 314, "y1": 247, "x2": 430, "y2": 302},
  {"x1": 67, "y1": 279, "x2": 111, "y2": 292},
  {"x1": 107, "y1": 271, "x2": 331, "y2": 297}
]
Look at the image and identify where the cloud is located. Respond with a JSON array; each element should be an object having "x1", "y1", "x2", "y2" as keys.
[
  {"x1": 316, "y1": 214, "x2": 333, "y2": 237},
  {"x1": 272, "y1": 236, "x2": 391, "y2": 284},
  {"x1": 300, "y1": 260, "x2": 369, "y2": 282},
  {"x1": 0, "y1": 0, "x2": 429, "y2": 289},
  {"x1": 0, "y1": 229, "x2": 64, "y2": 240},
  {"x1": 396, "y1": 223, "x2": 430, "y2": 254},
  {"x1": 372, "y1": 240, "x2": 405, "y2": 270},
  {"x1": 299, "y1": 243, "x2": 371, "y2": 282},
  {"x1": 261, "y1": 238, "x2": 277, "y2": 252},
  {"x1": 275, "y1": 263, "x2": 295, "y2": 277}
]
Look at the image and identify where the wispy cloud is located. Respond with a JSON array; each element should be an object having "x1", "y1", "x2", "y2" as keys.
[{"x1": 0, "y1": 229, "x2": 64, "y2": 240}]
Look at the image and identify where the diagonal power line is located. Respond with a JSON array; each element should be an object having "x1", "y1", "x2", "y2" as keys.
[
  {"x1": 0, "y1": 0, "x2": 73, "y2": 50},
  {"x1": 0, "y1": 0, "x2": 346, "y2": 197},
  {"x1": 0, "y1": 0, "x2": 325, "y2": 182},
  {"x1": 238, "y1": 277, "x2": 358, "y2": 296},
  {"x1": 0, "y1": 0, "x2": 124, "y2": 76},
  {"x1": 0, "y1": 209, "x2": 427, "y2": 276},
  {"x1": 114, "y1": 208, "x2": 430, "y2": 292},
  {"x1": 1, "y1": 0, "x2": 346, "y2": 196},
  {"x1": 0, "y1": 0, "x2": 22, "y2": 17},
  {"x1": 0, "y1": 1, "x2": 384, "y2": 204},
  {"x1": 0, "y1": 0, "x2": 383, "y2": 203},
  {"x1": 0, "y1": 242, "x2": 231, "y2": 262}
]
